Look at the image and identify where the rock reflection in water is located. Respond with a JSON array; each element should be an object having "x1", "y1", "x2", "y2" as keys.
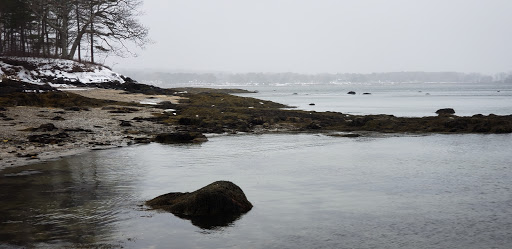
[
  {"x1": 145, "y1": 181, "x2": 253, "y2": 230},
  {"x1": 0, "y1": 155, "x2": 132, "y2": 247},
  {"x1": 176, "y1": 213, "x2": 244, "y2": 230}
]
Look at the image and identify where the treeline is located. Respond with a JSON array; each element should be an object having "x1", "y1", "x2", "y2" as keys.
[
  {"x1": 0, "y1": 0, "x2": 148, "y2": 62},
  {"x1": 123, "y1": 71, "x2": 508, "y2": 85}
]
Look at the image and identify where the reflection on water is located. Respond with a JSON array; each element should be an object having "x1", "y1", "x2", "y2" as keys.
[
  {"x1": 1, "y1": 133, "x2": 512, "y2": 248},
  {"x1": 177, "y1": 213, "x2": 246, "y2": 230},
  {"x1": 0, "y1": 155, "x2": 135, "y2": 247}
]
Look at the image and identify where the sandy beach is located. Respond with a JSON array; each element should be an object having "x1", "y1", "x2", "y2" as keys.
[{"x1": 0, "y1": 88, "x2": 182, "y2": 169}]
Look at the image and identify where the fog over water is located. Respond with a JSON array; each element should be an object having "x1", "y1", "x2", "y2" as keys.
[{"x1": 110, "y1": 0, "x2": 512, "y2": 74}]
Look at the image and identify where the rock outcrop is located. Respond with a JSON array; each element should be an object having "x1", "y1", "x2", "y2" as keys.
[
  {"x1": 436, "y1": 108, "x2": 456, "y2": 116},
  {"x1": 146, "y1": 181, "x2": 253, "y2": 229}
]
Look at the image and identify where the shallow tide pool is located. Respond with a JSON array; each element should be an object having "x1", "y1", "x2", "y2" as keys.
[{"x1": 1, "y1": 133, "x2": 511, "y2": 248}]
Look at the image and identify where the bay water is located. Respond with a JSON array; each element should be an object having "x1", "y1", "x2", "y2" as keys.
[
  {"x1": 1, "y1": 82, "x2": 512, "y2": 248},
  {"x1": 1, "y1": 133, "x2": 512, "y2": 248},
  {"x1": 232, "y1": 82, "x2": 512, "y2": 117}
]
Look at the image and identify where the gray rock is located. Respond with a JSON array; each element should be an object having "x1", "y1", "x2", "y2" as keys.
[
  {"x1": 436, "y1": 108, "x2": 455, "y2": 116},
  {"x1": 146, "y1": 181, "x2": 252, "y2": 229}
]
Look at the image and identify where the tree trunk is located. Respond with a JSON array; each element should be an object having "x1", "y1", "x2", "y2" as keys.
[
  {"x1": 75, "y1": 2, "x2": 81, "y2": 62},
  {"x1": 20, "y1": 23, "x2": 26, "y2": 55},
  {"x1": 44, "y1": 19, "x2": 50, "y2": 56},
  {"x1": 0, "y1": 24, "x2": 3, "y2": 54},
  {"x1": 68, "y1": 21, "x2": 90, "y2": 60},
  {"x1": 60, "y1": 15, "x2": 69, "y2": 58},
  {"x1": 55, "y1": 25, "x2": 59, "y2": 56},
  {"x1": 90, "y1": 21, "x2": 94, "y2": 63}
]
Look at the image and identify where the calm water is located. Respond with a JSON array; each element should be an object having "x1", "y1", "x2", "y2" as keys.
[
  {"x1": 235, "y1": 82, "x2": 512, "y2": 117},
  {"x1": 1, "y1": 133, "x2": 512, "y2": 248},
  {"x1": 160, "y1": 81, "x2": 512, "y2": 117}
]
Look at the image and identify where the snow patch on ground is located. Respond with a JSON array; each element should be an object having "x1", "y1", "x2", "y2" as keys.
[{"x1": 0, "y1": 56, "x2": 125, "y2": 85}]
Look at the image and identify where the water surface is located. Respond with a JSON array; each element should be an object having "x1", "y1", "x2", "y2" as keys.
[
  {"x1": 1, "y1": 133, "x2": 511, "y2": 248},
  {"x1": 234, "y1": 82, "x2": 512, "y2": 117}
]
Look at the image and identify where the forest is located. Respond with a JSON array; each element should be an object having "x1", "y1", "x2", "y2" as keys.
[{"x1": 0, "y1": 0, "x2": 148, "y2": 63}]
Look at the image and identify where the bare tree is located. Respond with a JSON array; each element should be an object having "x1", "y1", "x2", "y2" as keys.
[
  {"x1": 67, "y1": 0, "x2": 150, "y2": 60},
  {"x1": 19, "y1": 0, "x2": 149, "y2": 61}
]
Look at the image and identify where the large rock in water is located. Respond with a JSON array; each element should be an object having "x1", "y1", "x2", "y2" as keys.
[
  {"x1": 146, "y1": 181, "x2": 253, "y2": 229},
  {"x1": 154, "y1": 131, "x2": 207, "y2": 143},
  {"x1": 436, "y1": 108, "x2": 456, "y2": 116}
]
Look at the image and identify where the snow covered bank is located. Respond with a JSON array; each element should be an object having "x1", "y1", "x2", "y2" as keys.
[{"x1": 0, "y1": 56, "x2": 125, "y2": 86}]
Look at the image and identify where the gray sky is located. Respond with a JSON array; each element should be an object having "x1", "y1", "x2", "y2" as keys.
[{"x1": 109, "y1": 0, "x2": 512, "y2": 74}]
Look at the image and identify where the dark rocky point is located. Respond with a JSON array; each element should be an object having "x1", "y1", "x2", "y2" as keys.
[{"x1": 347, "y1": 91, "x2": 356, "y2": 95}]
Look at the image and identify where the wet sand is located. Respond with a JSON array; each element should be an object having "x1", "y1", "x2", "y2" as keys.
[
  {"x1": 63, "y1": 88, "x2": 184, "y2": 104},
  {"x1": 0, "y1": 88, "x2": 181, "y2": 169}
]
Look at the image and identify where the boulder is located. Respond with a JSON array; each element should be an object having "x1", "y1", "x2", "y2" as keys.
[
  {"x1": 347, "y1": 91, "x2": 356, "y2": 95},
  {"x1": 146, "y1": 181, "x2": 253, "y2": 229},
  {"x1": 35, "y1": 123, "x2": 57, "y2": 132},
  {"x1": 51, "y1": 116, "x2": 65, "y2": 121},
  {"x1": 436, "y1": 108, "x2": 455, "y2": 116},
  {"x1": 154, "y1": 131, "x2": 207, "y2": 143},
  {"x1": 120, "y1": 120, "x2": 132, "y2": 127},
  {"x1": 305, "y1": 122, "x2": 322, "y2": 130},
  {"x1": 27, "y1": 132, "x2": 68, "y2": 144}
]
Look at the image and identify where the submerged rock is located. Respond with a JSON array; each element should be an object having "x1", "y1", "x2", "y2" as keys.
[
  {"x1": 146, "y1": 181, "x2": 253, "y2": 229},
  {"x1": 347, "y1": 91, "x2": 356, "y2": 95}
]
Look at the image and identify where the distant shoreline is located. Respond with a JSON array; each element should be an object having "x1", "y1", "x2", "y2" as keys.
[
  {"x1": 2, "y1": 82, "x2": 512, "y2": 169},
  {"x1": 1, "y1": 57, "x2": 511, "y2": 169}
]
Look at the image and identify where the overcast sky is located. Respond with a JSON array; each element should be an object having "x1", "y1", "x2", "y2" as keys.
[{"x1": 109, "y1": 0, "x2": 512, "y2": 74}]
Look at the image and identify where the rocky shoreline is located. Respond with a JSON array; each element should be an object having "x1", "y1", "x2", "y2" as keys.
[
  {"x1": 0, "y1": 101, "x2": 173, "y2": 168},
  {"x1": 1, "y1": 79, "x2": 512, "y2": 169}
]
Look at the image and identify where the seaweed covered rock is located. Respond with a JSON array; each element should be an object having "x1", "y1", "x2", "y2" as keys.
[{"x1": 154, "y1": 131, "x2": 207, "y2": 143}]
